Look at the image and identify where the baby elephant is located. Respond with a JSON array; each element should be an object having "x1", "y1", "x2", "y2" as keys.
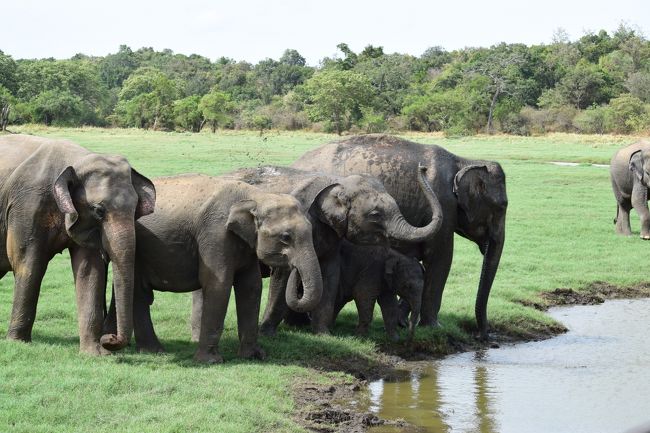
[
  {"x1": 332, "y1": 241, "x2": 424, "y2": 341},
  {"x1": 107, "y1": 174, "x2": 322, "y2": 363}
]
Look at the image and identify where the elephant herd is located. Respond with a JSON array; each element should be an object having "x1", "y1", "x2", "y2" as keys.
[{"x1": 0, "y1": 133, "x2": 509, "y2": 363}]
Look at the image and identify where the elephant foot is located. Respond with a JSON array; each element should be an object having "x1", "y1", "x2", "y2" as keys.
[
  {"x1": 194, "y1": 349, "x2": 224, "y2": 364},
  {"x1": 311, "y1": 325, "x2": 331, "y2": 335},
  {"x1": 641, "y1": 234, "x2": 650, "y2": 240},
  {"x1": 6, "y1": 328, "x2": 32, "y2": 343},
  {"x1": 238, "y1": 344, "x2": 266, "y2": 360},
  {"x1": 418, "y1": 318, "x2": 441, "y2": 328},
  {"x1": 136, "y1": 343, "x2": 165, "y2": 354},
  {"x1": 259, "y1": 322, "x2": 278, "y2": 337},
  {"x1": 385, "y1": 330, "x2": 400, "y2": 342},
  {"x1": 79, "y1": 342, "x2": 112, "y2": 356}
]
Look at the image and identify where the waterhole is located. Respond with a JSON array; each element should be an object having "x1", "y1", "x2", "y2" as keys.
[{"x1": 356, "y1": 298, "x2": 650, "y2": 433}]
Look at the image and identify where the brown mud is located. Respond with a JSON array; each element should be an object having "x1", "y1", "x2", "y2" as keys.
[{"x1": 293, "y1": 281, "x2": 650, "y2": 433}]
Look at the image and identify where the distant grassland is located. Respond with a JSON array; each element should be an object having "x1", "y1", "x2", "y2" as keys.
[{"x1": 0, "y1": 126, "x2": 647, "y2": 433}]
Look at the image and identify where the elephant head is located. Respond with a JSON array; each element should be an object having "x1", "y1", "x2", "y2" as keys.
[
  {"x1": 53, "y1": 154, "x2": 156, "y2": 351},
  {"x1": 292, "y1": 166, "x2": 442, "y2": 246},
  {"x1": 385, "y1": 252, "x2": 424, "y2": 340},
  {"x1": 227, "y1": 194, "x2": 322, "y2": 313},
  {"x1": 453, "y1": 162, "x2": 507, "y2": 339},
  {"x1": 629, "y1": 149, "x2": 650, "y2": 188}
]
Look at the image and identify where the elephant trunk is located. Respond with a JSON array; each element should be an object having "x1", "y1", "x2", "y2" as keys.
[
  {"x1": 387, "y1": 165, "x2": 443, "y2": 243},
  {"x1": 285, "y1": 244, "x2": 323, "y2": 313},
  {"x1": 99, "y1": 215, "x2": 135, "y2": 351},
  {"x1": 407, "y1": 294, "x2": 421, "y2": 342},
  {"x1": 475, "y1": 217, "x2": 505, "y2": 341}
]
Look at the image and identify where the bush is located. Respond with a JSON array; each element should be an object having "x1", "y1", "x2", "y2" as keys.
[
  {"x1": 573, "y1": 105, "x2": 609, "y2": 134},
  {"x1": 606, "y1": 93, "x2": 648, "y2": 133},
  {"x1": 519, "y1": 106, "x2": 578, "y2": 134}
]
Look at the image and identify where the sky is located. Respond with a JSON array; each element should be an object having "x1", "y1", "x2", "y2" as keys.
[{"x1": 1, "y1": 0, "x2": 649, "y2": 65}]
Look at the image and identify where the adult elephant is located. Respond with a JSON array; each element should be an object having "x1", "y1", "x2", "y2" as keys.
[
  {"x1": 107, "y1": 175, "x2": 322, "y2": 363},
  {"x1": 292, "y1": 134, "x2": 507, "y2": 340},
  {"x1": 0, "y1": 134, "x2": 155, "y2": 354},
  {"x1": 610, "y1": 140, "x2": 650, "y2": 239},
  {"x1": 191, "y1": 165, "x2": 442, "y2": 336}
]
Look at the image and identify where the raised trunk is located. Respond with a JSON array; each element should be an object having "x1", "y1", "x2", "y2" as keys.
[
  {"x1": 285, "y1": 247, "x2": 323, "y2": 313},
  {"x1": 387, "y1": 166, "x2": 443, "y2": 243},
  {"x1": 475, "y1": 223, "x2": 505, "y2": 341},
  {"x1": 99, "y1": 216, "x2": 136, "y2": 351}
]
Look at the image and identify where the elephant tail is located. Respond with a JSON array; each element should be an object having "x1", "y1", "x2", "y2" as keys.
[{"x1": 614, "y1": 206, "x2": 618, "y2": 225}]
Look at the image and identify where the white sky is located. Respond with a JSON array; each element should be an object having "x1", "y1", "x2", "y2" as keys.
[{"x1": 1, "y1": 0, "x2": 648, "y2": 65}]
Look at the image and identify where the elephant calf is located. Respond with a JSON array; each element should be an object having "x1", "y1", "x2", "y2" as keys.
[
  {"x1": 611, "y1": 140, "x2": 650, "y2": 239},
  {"x1": 332, "y1": 241, "x2": 423, "y2": 341},
  {"x1": 107, "y1": 174, "x2": 322, "y2": 363}
]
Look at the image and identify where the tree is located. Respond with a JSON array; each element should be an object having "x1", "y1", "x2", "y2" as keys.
[
  {"x1": 31, "y1": 90, "x2": 83, "y2": 125},
  {"x1": 99, "y1": 45, "x2": 140, "y2": 89},
  {"x1": 173, "y1": 95, "x2": 204, "y2": 132},
  {"x1": 199, "y1": 88, "x2": 235, "y2": 132},
  {"x1": 556, "y1": 60, "x2": 607, "y2": 108},
  {"x1": 626, "y1": 71, "x2": 650, "y2": 102},
  {"x1": 117, "y1": 67, "x2": 178, "y2": 129},
  {"x1": 0, "y1": 50, "x2": 18, "y2": 94},
  {"x1": 303, "y1": 69, "x2": 374, "y2": 134},
  {"x1": 0, "y1": 85, "x2": 13, "y2": 131}
]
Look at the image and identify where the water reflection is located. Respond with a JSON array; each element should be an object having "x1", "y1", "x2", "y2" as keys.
[{"x1": 362, "y1": 299, "x2": 650, "y2": 433}]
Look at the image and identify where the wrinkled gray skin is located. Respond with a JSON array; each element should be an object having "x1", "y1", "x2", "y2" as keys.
[
  {"x1": 109, "y1": 174, "x2": 322, "y2": 363},
  {"x1": 0, "y1": 134, "x2": 155, "y2": 354},
  {"x1": 293, "y1": 135, "x2": 507, "y2": 340},
  {"x1": 610, "y1": 140, "x2": 650, "y2": 239},
  {"x1": 191, "y1": 165, "x2": 442, "y2": 337},
  {"x1": 332, "y1": 240, "x2": 423, "y2": 341}
]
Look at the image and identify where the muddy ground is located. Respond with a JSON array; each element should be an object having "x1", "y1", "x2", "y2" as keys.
[{"x1": 291, "y1": 281, "x2": 650, "y2": 433}]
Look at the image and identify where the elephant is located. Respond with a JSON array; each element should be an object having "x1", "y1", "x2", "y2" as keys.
[
  {"x1": 292, "y1": 134, "x2": 507, "y2": 340},
  {"x1": 108, "y1": 174, "x2": 322, "y2": 363},
  {"x1": 610, "y1": 140, "x2": 650, "y2": 239},
  {"x1": 190, "y1": 164, "x2": 442, "y2": 337},
  {"x1": 0, "y1": 134, "x2": 155, "y2": 355},
  {"x1": 332, "y1": 240, "x2": 424, "y2": 341}
]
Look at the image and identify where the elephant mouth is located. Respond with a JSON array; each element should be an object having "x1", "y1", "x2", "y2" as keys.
[
  {"x1": 348, "y1": 230, "x2": 388, "y2": 246},
  {"x1": 259, "y1": 252, "x2": 288, "y2": 268}
]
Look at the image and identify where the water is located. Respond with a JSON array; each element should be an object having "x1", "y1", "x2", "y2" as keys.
[{"x1": 359, "y1": 299, "x2": 650, "y2": 433}]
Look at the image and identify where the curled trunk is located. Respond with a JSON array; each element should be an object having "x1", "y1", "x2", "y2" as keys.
[
  {"x1": 387, "y1": 165, "x2": 443, "y2": 243},
  {"x1": 99, "y1": 216, "x2": 135, "y2": 351},
  {"x1": 285, "y1": 248, "x2": 323, "y2": 313},
  {"x1": 475, "y1": 220, "x2": 505, "y2": 341}
]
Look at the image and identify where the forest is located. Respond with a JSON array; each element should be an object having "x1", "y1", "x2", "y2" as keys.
[{"x1": 1, "y1": 24, "x2": 649, "y2": 136}]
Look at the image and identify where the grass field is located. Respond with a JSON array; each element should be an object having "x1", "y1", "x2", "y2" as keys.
[{"x1": 1, "y1": 126, "x2": 648, "y2": 432}]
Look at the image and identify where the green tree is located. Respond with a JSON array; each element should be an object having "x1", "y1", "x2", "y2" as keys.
[
  {"x1": 303, "y1": 69, "x2": 374, "y2": 134},
  {"x1": 606, "y1": 93, "x2": 649, "y2": 133},
  {"x1": 0, "y1": 84, "x2": 14, "y2": 130},
  {"x1": 117, "y1": 67, "x2": 178, "y2": 129},
  {"x1": 0, "y1": 50, "x2": 18, "y2": 94},
  {"x1": 31, "y1": 90, "x2": 83, "y2": 125},
  {"x1": 99, "y1": 45, "x2": 140, "y2": 89},
  {"x1": 199, "y1": 88, "x2": 235, "y2": 132},
  {"x1": 626, "y1": 71, "x2": 650, "y2": 102},
  {"x1": 173, "y1": 95, "x2": 204, "y2": 132}
]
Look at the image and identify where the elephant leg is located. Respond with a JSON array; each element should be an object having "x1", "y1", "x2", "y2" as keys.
[
  {"x1": 615, "y1": 198, "x2": 633, "y2": 236},
  {"x1": 190, "y1": 290, "x2": 203, "y2": 343},
  {"x1": 102, "y1": 287, "x2": 117, "y2": 335},
  {"x1": 6, "y1": 239, "x2": 49, "y2": 342},
  {"x1": 70, "y1": 246, "x2": 110, "y2": 356},
  {"x1": 195, "y1": 262, "x2": 233, "y2": 364},
  {"x1": 377, "y1": 293, "x2": 399, "y2": 341},
  {"x1": 233, "y1": 262, "x2": 265, "y2": 360},
  {"x1": 259, "y1": 268, "x2": 290, "y2": 337},
  {"x1": 631, "y1": 183, "x2": 650, "y2": 239},
  {"x1": 133, "y1": 288, "x2": 164, "y2": 353},
  {"x1": 420, "y1": 234, "x2": 453, "y2": 327},
  {"x1": 310, "y1": 256, "x2": 340, "y2": 334},
  {"x1": 353, "y1": 296, "x2": 375, "y2": 337}
]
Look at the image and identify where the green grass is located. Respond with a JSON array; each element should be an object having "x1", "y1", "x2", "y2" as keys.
[{"x1": 1, "y1": 126, "x2": 648, "y2": 432}]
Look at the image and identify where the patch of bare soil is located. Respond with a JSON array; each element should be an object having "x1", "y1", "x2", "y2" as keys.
[{"x1": 527, "y1": 281, "x2": 650, "y2": 308}]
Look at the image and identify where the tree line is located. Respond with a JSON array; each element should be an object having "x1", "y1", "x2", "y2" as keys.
[{"x1": 1, "y1": 24, "x2": 650, "y2": 135}]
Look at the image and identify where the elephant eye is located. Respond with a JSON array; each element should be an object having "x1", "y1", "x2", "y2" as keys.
[
  {"x1": 279, "y1": 231, "x2": 292, "y2": 245},
  {"x1": 92, "y1": 204, "x2": 106, "y2": 220},
  {"x1": 368, "y1": 209, "x2": 382, "y2": 220}
]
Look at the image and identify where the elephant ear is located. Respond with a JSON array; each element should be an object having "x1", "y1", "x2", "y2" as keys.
[
  {"x1": 453, "y1": 165, "x2": 489, "y2": 224},
  {"x1": 226, "y1": 199, "x2": 258, "y2": 249},
  {"x1": 291, "y1": 177, "x2": 348, "y2": 237},
  {"x1": 131, "y1": 169, "x2": 156, "y2": 219},
  {"x1": 53, "y1": 166, "x2": 80, "y2": 232},
  {"x1": 629, "y1": 150, "x2": 644, "y2": 182}
]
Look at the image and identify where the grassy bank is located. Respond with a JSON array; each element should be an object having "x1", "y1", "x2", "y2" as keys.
[{"x1": 1, "y1": 126, "x2": 648, "y2": 432}]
